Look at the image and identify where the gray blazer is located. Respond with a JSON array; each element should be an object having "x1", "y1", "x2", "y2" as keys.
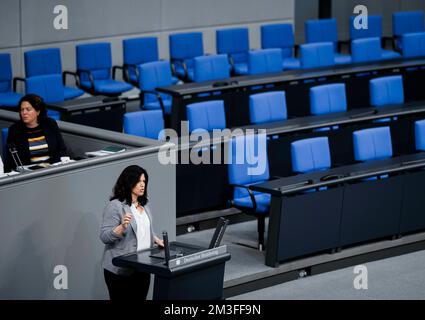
[{"x1": 100, "y1": 199, "x2": 156, "y2": 275}]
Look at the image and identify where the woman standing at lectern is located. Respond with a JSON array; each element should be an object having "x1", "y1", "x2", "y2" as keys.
[{"x1": 100, "y1": 165, "x2": 164, "y2": 300}]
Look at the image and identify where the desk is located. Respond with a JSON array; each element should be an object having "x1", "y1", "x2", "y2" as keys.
[
  {"x1": 176, "y1": 102, "x2": 425, "y2": 217},
  {"x1": 158, "y1": 58, "x2": 425, "y2": 133},
  {"x1": 250, "y1": 153, "x2": 425, "y2": 267},
  {"x1": 113, "y1": 242, "x2": 231, "y2": 300},
  {"x1": 48, "y1": 96, "x2": 126, "y2": 132}
]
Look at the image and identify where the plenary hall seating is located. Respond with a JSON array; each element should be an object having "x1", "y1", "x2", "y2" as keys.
[
  {"x1": 0, "y1": 53, "x2": 23, "y2": 109},
  {"x1": 123, "y1": 110, "x2": 164, "y2": 140}
]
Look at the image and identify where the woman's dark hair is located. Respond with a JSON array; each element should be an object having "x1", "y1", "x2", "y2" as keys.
[
  {"x1": 110, "y1": 165, "x2": 149, "y2": 206},
  {"x1": 18, "y1": 94, "x2": 47, "y2": 123}
]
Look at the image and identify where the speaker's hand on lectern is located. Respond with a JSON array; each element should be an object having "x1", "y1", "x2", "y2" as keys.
[{"x1": 154, "y1": 236, "x2": 164, "y2": 248}]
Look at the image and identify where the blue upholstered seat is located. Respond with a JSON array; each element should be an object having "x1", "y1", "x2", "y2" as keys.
[
  {"x1": 228, "y1": 133, "x2": 270, "y2": 250},
  {"x1": 123, "y1": 110, "x2": 164, "y2": 140},
  {"x1": 353, "y1": 126, "x2": 393, "y2": 162},
  {"x1": 261, "y1": 23, "x2": 301, "y2": 70},
  {"x1": 248, "y1": 49, "x2": 283, "y2": 75},
  {"x1": 0, "y1": 53, "x2": 23, "y2": 109},
  {"x1": 351, "y1": 38, "x2": 384, "y2": 63},
  {"x1": 76, "y1": 43, "x2": 133, "y2": 96},
  {"x1": 310, "y1": 83, "x2": 347, "y2": 116},
  {"x1": 138, "y1": 61, "x2": 173, "y2": 115},
  {"x1": 305, "y1": 18, "x2": 351, "y2": 65},
  {"x1": 216, "y1": 28, "x2": 250, "y2": 76},
  {"x1": 415, "y1": 119, "x2": 425, "y2": 151},
  {"x1": 402, "y1": 32, "x2": 425, "y2": 58},
  {"x1": 393, "y1": 11, "x2": 425, "y2": 50},
  {"x1": 193, "y1": 54, "x2": 230, "y2": 83},
  {"x1": 169, "y1": 32, "x2": 204, "y2": 82},
  {"x1": 186, "y1": 100, "x2": 226, "y2": 133},
  {"x1": 24, "y1": 48, "x2": 84, "y2": 100},
  {"x1": 300, "y1": 42, "x2": 335, "y2": 69},
  {"x1": 291, "y1": 137, "x2": 331, "y2": 173},
  {"x1": 249, "y1": 91, "x2": 287, "y2": 124},
  {"x1": 369, "y1": 75, "x2": 404, "y2": 107}
]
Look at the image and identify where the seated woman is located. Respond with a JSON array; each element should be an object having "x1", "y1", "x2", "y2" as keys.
[{"x1": 6, "y1": 94, "x2": 68, "y2": 171}]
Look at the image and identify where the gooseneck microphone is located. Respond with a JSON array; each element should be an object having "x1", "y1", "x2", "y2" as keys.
[
  {"x1": 8, "y1": 143, "x2": 26, "y2": 173},
  {"x1": 162, "y1": 231, "x2": 171, "y2": 266}
]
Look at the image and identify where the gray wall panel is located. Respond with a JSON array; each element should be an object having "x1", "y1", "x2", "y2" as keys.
[{"x1": 0, "y1": 0, "x2": 20, "y2": 48}]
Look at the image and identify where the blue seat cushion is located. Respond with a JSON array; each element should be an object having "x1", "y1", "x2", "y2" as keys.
[
  {"x1": 335, "y1": 53, "x2": 352, "y2": 65},
  {"x1": 0, "y1": 92, "x2": 23, "y2": 108},
  {"x1": 282, "y1": 57, "x2": 301, "y2": 70},
  {"x1": 234, "y1": 63, "x2": 248, "y2": 75},
  {"x1": 382, "y1": 50, "x2": 401, "y2": 60},
  {"x1": 233, "y1": 192, "x2": 271, "y2": 214},
  {"x1": 81, "y1": 79, "x2": 133, "y2": 94},
  {"x1": 47, "y1": 109, "x2": 61, "y2": 120},
  {"x1": 144, "y1": 97, "x2": 172, "y2": 114},
  {"x1": 64, "y1": 86, "x2": 85, "y2": 100}
]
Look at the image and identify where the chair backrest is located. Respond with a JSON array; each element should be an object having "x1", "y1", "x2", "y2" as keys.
[
  {"x1": 123, "y1": 37, "x2": 159, "y2": 66},
  {"x1": 393, "y1": 11, "x2": 425, "y2": 37},
  {"x1": 402, "y1": 32, "x2": 425, "y2": 58},
  {"x1": 186, "y1": 100, "x2": 226, "y2": 133},
  {"x1": 369, "y1": 75, "x2": 404, "y2": 107},
  {"x1": 2, "y1": 127, "x2": 8, "y2": 159},
  {"x1": 76, "y1": 42, "x2": 112, "y2": 81},
  {"x1": 353, "y1": 126, "x2": 393, "y2": 161},
  {"x1": 350, "y1": 15, "x2": 382, "y2": 40},
  {"x1": 351, "y1": 37, "x2": 382, "y2": 63},
  {"x1": 26, "y1": 74, "x2": 65, "y2": 103},
  {"x1": 249, "y1": 91, "x2": 287, "y2": 124},
  {"x1": 248, "y1": 49, "x2": 283, "y2": 75},
  {"x1": 138, "y1": 61, "x2": 173, "y2": 105},
  {"x1": 24, "y1": 48, "x2": 62, "y2": 78},
  {"x1": 261, "y1": 23, "x2": 295, "y2": 58},
  {"x1": 228, "y1": 133, "x2": 270, "y2": 187},
  {"x1": 310, "y1": 83, "x2": 347, "y2": 115},
  {"x1": 415, "y1": 119, "x2": 425, "y2": 151},
  {"x1": 193, "y1": 54, "x2": 230, "y2": 82},
  {"x1": 123, "y1": 110, "x2": 164, "y2": 140},
  {"x1": 305, "y1": 19, "x2": 338, "y2": 47},
  {"x1": 300, "y1": 42, "x2": 335, "y2": 69},
  {"x1": 291, "y1": 137, "x2": 331, "y2": 173},
  {"x1": 0, "y1": 53, "x2": 13, "y2": 93},
  {"x1": 216, "y1": 28, "x2": 250, "y2": 63},
  {"x1": 169, "y1": 32, "x2": 204, "y2": 63}
]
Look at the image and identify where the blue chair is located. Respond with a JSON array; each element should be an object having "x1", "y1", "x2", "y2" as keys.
[
  {"x1": 249, "y1": 91, "x2": 287, "y2": 124},
  {"x1": 353, "y1": 126, "x2": 393, "y2": 162},
  {"x1": 228, "y1": 133, "x2": 270, "y2": 250},
  {"x1": 0, "y1": 53, "x2": 24, "y2": 109},
  {"x1": 24, "y1": 48, "x2": 84, "y2": 100},
  {"x1": 169, "y1": 32, "x2": 204, "y2": 82},
  {"x1": 123, "y1": 110, "x2": 164, "y2": 140},
  {"x1": 25, "y1": 74, "x2": 64, "y2": 120},
  {"x1": 291, "y1": 137, "x2": 331, "y2": 174},
  {"x1": 415, "y1": 119, "x2": 425, "y2": 151},
  {"x1": 123, "y1": 37, "x2": 179, "y2": 86},
  {"x1": 138, "y1": 61, "x2": 173, "y2": 115},
  {"x1": 402, "y1": 32, "x2": 425, "y2": 58},
  {"x1": 193, "y1": 54, "x2": 230, "y2": 83},
  {"x1": 2, "y1": 128, "x2": 8, "y2": 159},
  {"x1": 370, "y1": 75, "x2": 404, "y2": 108},
  {"x1": 349, "y1": 15, "x2": 400, "y2": 60},
  {"x1": 351, "y1": 38, "x2": 384, "y2": 63},
  {"x1": 310, "y1": 83, "x2": 347, "y2": 119},
  {"x1": 305, "y1": 18, "x2": 351, "y2": 65},
  {"x1": 393, "y1": 11, "x2": 425, "y2": 51},
  {"x1": 76, "y1": 42, "x2": 133, "y2": 96},
  {"x1": 261, "y1": 23, "x2": 300, "y2": 70},
  {"x1": 248, "y1": 49, "x2": 283, "y2": 75},
  {"x1": 216, "y1": 28, "x2": 250, "y2": 75},
  {"x1": 300, "y1": 42, "x2": 335, "y2": 69},
  {"x1": 186, "y1": 100, "x2": 226, "y2": 133}
]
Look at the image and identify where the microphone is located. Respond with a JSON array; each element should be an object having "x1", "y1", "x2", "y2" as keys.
[
  {"x1": 162, "y1": 231, "x2": 171, "y2": 266},
  {"x1": 7, "y1": 143, "x2": 26, "y2": 173}
]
